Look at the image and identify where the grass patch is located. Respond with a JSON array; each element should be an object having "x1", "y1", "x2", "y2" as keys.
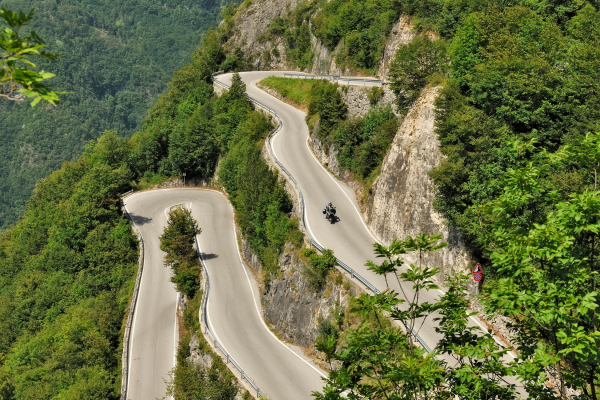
[{"x1": 260, "y1": 77, "x2": 324, "y2": 107}]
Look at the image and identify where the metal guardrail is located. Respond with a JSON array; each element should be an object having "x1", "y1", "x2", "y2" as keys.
[
  {"x1": 212, "y1": 72, "x2": 432, "y2": 354},
  {"x1": 120, "y1": 206, "x2": 145, "y2": 400},
  {"x1": 196, "y1": 236, "x2": 265, "y2": 398},
  {"x1": 282, "y1": 72, "x2": 381, "y2": 86}
]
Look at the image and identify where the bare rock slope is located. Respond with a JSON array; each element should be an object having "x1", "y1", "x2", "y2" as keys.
[
  {"x1": 364, "y1": 86, "x2": 473, "y2": 278},
  {"x1": 225, "y1": 0, "x2": 300, "y2": 71},
  {"x1": 376, "y1": 16, "x2": 416, "y2": 80}
]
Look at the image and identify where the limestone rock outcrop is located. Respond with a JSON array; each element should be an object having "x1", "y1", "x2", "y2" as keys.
[
  {"x1": 262, "y1": 245, "x2": 358, "y2": 348},
  {"x1": 376, "y1": 16, "x2": 416, "y2": 80},
  {"x1": 364, "y1": 86, "x2": 473, "y2": 279},
  {"x1": 224, "y1": 0, "x2": 300, "y2": 71}
]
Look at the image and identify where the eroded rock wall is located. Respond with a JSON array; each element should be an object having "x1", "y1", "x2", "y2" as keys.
[
  {"x1": 224, "y1": 0, "x2": 300, "y2": 71},
  {"x1": 226, "y1": 0, "x2": 413, "y2": 77},
  {"x1": 364, "y1": 86, "x2": 473, "y2": 279},
  {"x1": 376, "y1": 16, "x2": 416, "y2": 80},
  {"x1": 237, "y1": 234, "x2": 358, "y2": 348},
  {"x1": 262, "y1": 245, "x2": 358, "y2": 347}
]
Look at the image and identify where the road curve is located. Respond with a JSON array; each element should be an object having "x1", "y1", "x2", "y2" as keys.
[{"x1": 124, "y1": 188, "x2": 325, "y2": 400}]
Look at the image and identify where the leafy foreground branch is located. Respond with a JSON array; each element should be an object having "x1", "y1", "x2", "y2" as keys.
[
  {"x1": 314, "y1": 233, "x2": 520, "y2": 400},
  {"x1": 0, "y1": 7, "x2": 63, "y2": 106}
]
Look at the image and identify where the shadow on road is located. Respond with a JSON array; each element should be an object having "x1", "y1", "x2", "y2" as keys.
[
  {"x1": 128, "y1": 213, "x2": 153, "y2": 226},
  {"x1": 199, "y1": 252, "x2": 218, "y2": 260}
]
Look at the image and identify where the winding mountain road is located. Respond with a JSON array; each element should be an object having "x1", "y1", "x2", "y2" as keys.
[
  {"x1": 124, "y1": 71, "x2": 520, "y2": 400},
  {"x1": 230, "y1": 71, "x2": 523, "y2": 396},
  {"x1": 226, "y1": 71, "x2": 454, "y2": 351}
]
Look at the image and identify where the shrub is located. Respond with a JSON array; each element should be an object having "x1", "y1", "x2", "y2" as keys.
[
  {"x1": 303, "y1": 248, "x2": 337, "y2": 290},
  {"x1": 367, "y1": 86, "x2": 385, "y2": 105},
  {"x1": 388, "y1": 35, "x2": 446, "y2": 113},
  {"x1": 160, "y1": 207, "x2": 202, "y2": 298}
]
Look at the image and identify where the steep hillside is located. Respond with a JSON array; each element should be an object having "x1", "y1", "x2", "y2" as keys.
[{"x1": 0, "y1": 0, "x2": 235, "y2": 230}]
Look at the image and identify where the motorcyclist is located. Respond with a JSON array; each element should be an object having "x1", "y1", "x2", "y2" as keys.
[{"x1": 323, "y1": 201, "x2": 336, "y2": 221}]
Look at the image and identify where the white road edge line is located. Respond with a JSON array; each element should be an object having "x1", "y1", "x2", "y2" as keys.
[
  {"x1": 269, "y1": 124, "x2": 322, "y2": 248},
  {"x1": 304, "y1": 136, "x2": 379, "y2": 244},
  {"x1": 124, "y1": 194, "x2": 188, "y2": 399},
  {"x1": 232, "y1": 218, "x2": 328, "y2": 378},
  {"x1": 172, "y1": 292, "x2": 179, "y2": 400},
  {"x1": 251, "y1": 74, "x2": 379, "y2": 244},
  {"x1": 196, "y1": 230, "x2": 224, "y2": 347},
  {"x1": 124, "y1": 200, "x2": 139, "y2": 395}
]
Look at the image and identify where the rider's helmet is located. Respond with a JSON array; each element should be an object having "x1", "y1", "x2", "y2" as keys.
[{"x1": 328, "y1": 201, "x2": 332, "y2": 206}]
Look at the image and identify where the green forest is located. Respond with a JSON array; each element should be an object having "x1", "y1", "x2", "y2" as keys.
[{"x1": 0, "y1": 0, "x2": 236, "y2": 230}]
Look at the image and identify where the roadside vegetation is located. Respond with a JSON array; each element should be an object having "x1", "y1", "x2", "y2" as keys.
[
  {"x1": 166, "y1": 292, "x2": 247, "y2": 399},
  {"x1": 160, "y1": 208, "x2": 202, "y2": 298}
]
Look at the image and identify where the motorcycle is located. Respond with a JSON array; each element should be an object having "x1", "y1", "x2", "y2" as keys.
[{"x1": 323, "y1": 205, "x2": 337, "y2": 224}]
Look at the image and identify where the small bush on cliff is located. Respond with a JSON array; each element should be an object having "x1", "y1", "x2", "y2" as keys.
[
  {"x1": 367, "y1": 86, "x2": 384, "y2": 105},
  {"x1": 302, "y1": 248, "x2": 337, "y2": 290},
  {"x1": 308, "y1": 81, "x2": 348, "y2": 143},
  {"x1": 388, "y1": 35, "x2": 447, "y2": 114},
  {"x1": 334, "y1": 105, "x2": 398, "y2": 182}
]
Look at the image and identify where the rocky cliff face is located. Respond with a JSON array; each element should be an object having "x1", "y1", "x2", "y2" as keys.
[
  {"x1": 364, "y1": 86, "x2": 473, "y2": 280},
  {"x1": 238, "y1": 233, "x2": 358, "y2": 348},
  {"x1": 340, "y1": 85, "x2": 398, "y2": 118},
  {"x1": 376, "y1": 16, "x2": 415, "y2": 81},
  {"x1": 225, "y1": 0, "x2": 409, "y2": 77},
  {"x1": 224, "y1": 0, "x2": 300, "y2": 71},
  {"x1": 262, "y1": 245, "x2": 358, "y2": 348}
]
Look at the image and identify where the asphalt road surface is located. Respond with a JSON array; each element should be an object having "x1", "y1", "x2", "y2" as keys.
[{"x1": 124, "y1": 189, "x2": 325, "y2": 400}]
